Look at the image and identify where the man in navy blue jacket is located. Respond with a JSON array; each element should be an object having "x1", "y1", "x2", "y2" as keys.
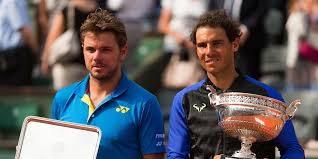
[{"x1": 167, "y1": 10, "x2": 304, "y2": 159}]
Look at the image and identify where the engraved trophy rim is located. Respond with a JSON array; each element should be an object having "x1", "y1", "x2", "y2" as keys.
[
  {"x1": 217, "y1": 92, "x2": 288, "y2": 108},
  {"x1": 215, "y1": 92, "x2": 289, "y2": 114}
]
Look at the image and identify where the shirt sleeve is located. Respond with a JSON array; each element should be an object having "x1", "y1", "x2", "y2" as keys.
[
  {"x1": 161, "y1": 0, "x2": 172, "y2": 10},
  {"x1": 51, "y1": 92, "x2": 61, "y2": 120},
  {"x1": 7, "y1": 0, "x2": 30, "y2": 30},
  {"x1": 273, "y1": 120, "x2": 304, "y2": 159},
  {"x1": 139, "y1": 96, "x2": 166, "y2": 154},
  {"x1": 167, "y1": 92, "x2": 190, "y2": 159},
  {"x1": 107, "y1": 0, "x2": 124, "y2": 11}
]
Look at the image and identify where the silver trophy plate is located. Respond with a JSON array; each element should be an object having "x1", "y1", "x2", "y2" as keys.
[{"x1": 15, "y1": 116, "x2": 101, "y2": 159}]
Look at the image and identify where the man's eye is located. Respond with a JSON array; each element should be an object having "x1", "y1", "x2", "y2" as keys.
[
  {"x1": 101, "y1": 48, "x2": 111, "y2": 53},
  {"x1": 197, "y1": 43, "x2": 207, "y2": 48},
  {"x1": 212, "y1": 41, "x2": 223, "y2": 47},
  {"x1": 86, "y1": 48, "x2": 95, "y2": 53}
]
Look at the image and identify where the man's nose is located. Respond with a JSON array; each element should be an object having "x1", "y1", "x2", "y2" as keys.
[
  {"x1": 206, "y1": 44, "x2": 215, "y2": 55},
  {"x1": 93, "y1": 50, "x2": 102, "y2": 59}
]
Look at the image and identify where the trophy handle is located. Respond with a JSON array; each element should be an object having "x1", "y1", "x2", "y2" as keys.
[
  {"x1": 286, "y1": 99, "x2": 301, "y2": 119},
  {"x1": 206, "y1": 85, "x2": 219, "y2": 107}
]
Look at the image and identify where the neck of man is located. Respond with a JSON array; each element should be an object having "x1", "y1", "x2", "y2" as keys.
[
  {"x1": 207, "y1": 67, "x2": 238, "y2": 91},
  {"x1": 88, "y1": 69, "x2": 122, "y2": 106}
]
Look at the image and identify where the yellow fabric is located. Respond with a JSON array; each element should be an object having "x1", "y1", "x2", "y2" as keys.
[{"x1": 81, "y1": 94, "x2": 95, "y2": 120}]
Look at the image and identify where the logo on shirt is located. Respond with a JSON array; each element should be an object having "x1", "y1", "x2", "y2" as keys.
[
  {"x1": 193, "y1": 103, "x2": 207, "y2": 112},
  {"x1": 155, "y1": 133, "x2": 165, "y2": 147},
  {"x1": 156, "y1": 141, "x2": 164, "y2": 147},
  {"x1": 116, "y1": 106, "x2": 130, "y2": 113}
]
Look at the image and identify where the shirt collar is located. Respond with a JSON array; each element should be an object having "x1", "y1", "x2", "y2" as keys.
[
  {"x1": 74, "y1": 75, "x2": 90, "y2": 97},
  {"x1": 74, "y1": 72, "x2": 130, "y2": 98},
  {"x1": 111, "y1": 72, "x2": 130, "y2": 98}
]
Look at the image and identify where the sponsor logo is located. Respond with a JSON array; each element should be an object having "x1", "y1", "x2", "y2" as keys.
[
  {"x1": 193, "y1": 103, "x2": 206, "y2": 112},
  {"x1": 156, "y1": 133, "x2": 165, "y2": 139},
  {"x1": 116, "y1": 106, "x2": 130, "y2": 113},
  {"x1": 156, "y1": 141, "x2": 163, "y2": 147},
  {"x1": 155, "y1": 134, "x2": 165, "y2": 147}
]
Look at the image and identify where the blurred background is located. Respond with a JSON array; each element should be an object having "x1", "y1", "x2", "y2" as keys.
[{"x1": 1, "y1": 0, "x2": 318, "y2": 158}]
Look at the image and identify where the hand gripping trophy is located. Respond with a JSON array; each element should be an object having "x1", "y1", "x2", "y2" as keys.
[{"x1": 206, "y1": 85, "x2": 301, "y2": 159}]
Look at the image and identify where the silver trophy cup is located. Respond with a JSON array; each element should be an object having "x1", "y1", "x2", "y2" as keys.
[{"x1": 206, "y1": 85, "x2": 301, "y2": 159}]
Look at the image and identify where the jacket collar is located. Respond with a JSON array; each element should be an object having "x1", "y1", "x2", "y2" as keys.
[{"x1": 204, "y1": 69, "x2": 245, "y2": 93}]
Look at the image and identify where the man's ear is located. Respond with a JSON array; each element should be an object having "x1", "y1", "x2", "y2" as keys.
[
  {"x1": 120, "y1": 43, "x2": 128, "y2": 62},
  {"x1": 232, "y1": 37, "x2": 240, "y2": 52}
]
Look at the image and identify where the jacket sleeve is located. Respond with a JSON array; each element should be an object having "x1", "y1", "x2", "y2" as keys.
[
  {"x1": 267, "y1": 89, "x2": 304, "y2": 158},
  {"x1": 263, "y1": 84, "x2": 304, "y2": 159},
  {"x1": 273, "y1": 120, "x2": 304, "y2": 159},
  {"x1": 167, "y1": 92, "x2": 190, "y2": 159}
]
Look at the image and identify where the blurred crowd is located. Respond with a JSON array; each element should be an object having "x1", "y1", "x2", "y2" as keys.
[
  {"x1": 285, "y1": 0, "x2": 318, "y2": 91},
  {"x1": 1, "y1": 0, "x2": 318, "y2": 92},
  {"x1": 2, "y1": 0, "x2": 318, "y2": 156}
]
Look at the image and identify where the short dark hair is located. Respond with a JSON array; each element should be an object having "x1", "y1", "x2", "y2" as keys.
[
  {"x1": 190, "y1": 10, "x2": 241, "y2": 44},
  {"x1": 80, "y1": 9, "x2": 127, "y2": 48}
]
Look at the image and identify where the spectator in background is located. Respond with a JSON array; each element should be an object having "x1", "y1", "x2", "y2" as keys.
[
  {"x1": 285, "y1": 0, "x2": 310, "y2": 90},
  {"x1": 37, "y1": 0, "x2": 50, "y2": 42},
  {"x1": 36, "y1": 0, "x2": 64, "y2": 40},
  {"x1": 106, "y1": 0, "x2": 156, "y2": 74},
  {"x1": 303, "y1": 0, "x2": 318, "y2": 89},
  {"x1": 36, "y1": 0, "x2": 67, "y2": 45},
  {"x1": 157, "y1": 0, "x2": 208, "y2": 88},
  {"x1": 260, "y1": 0, "x2": 288, "y2": 90},
  {"x1": 285, "y1": 0, "x2": 318, "y2": 90},
  {"x1": 0, "y1": 0, "x2": 38, "y2": 85},
  {"x1": 307, "y1": 0, "x2": 318, "y2": 90},
  {"x1": 40, "y1": 0, "x2": 98, "y2": 90},
  {"x1": 266, "y1": 0, "x2": 288, "y2": 44},
  {"x1": 158, "y1": 0, "x2": 209, "y2": 56},
  {"x1": 209, "y1": 0, "x2": 269, "y2": 80}
]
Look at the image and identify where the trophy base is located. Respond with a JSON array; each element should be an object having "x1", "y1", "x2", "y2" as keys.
[
  {"x1": 231, "y1": 150, "x2": 256, "y2": 159},
  {"x1": 221, "y1": 156, "x2": 251, "y2": 159}
]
